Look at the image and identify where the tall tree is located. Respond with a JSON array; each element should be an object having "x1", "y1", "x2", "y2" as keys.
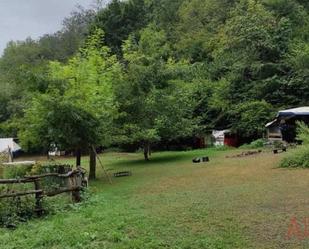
[
  {"x1": 91, "y1": 0, "x2": 147, "y2": 55},
  {"x1": 19, "y1": 30, "x2": 119, "y2": 180},
  {"x1": 116, "y1": 25, "x2": 196, "y2": 160}
]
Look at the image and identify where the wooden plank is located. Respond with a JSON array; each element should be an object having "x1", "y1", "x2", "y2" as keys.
[
  {"x1": 0, "y1": 171, "x2": 79, "y2": 184},
  {"x1": 45, "y1": 187, "x2": 81, "y2": 197},
  {"x1": 114, "y1": 171, "x2": 132, "y2": 177},
  {"x1": 92, "y1": 146, "x2": 112, "y2": 184},
  {"x1": 34, "y1": 179, "x2": 43, "y2": 216},
  {"x1": 0, "y1": 187, "x2": 82, "y2": 199},
  {"x1": 0, "y1": 178, "x2": 35, "y2": 184},
  {"x1": 2, "y1": 161, "x2": 36, "y2": 166},
  {"x1": 0, "y1": 190, "x2": 43, "y2": 198},
  {"x1": 24, "y1": 171, "x2": 78, "y2": 179}
]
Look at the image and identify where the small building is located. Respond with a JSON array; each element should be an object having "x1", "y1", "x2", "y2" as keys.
[
  {"x1": 266, "y1": 107, "x2": 309, "y2": 142},
  {"x1": 48, "y1": 143, "x2": 66, "y2": 157},
  {"x1": 212, "y1": 130, "x2": 238, "y2": 147}
]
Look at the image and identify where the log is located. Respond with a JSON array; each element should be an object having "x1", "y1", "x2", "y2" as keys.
[
  {"x1": 0, "y1": 178, "x2": 35, "y2": 184},
  {"x1": 0, "y1": 190, "x2": 43, "y2": 198},
  {"x1": 45, "y1": 187, "x2": 81, "y2": 197},
  {"x1": 0, "y1": 187, "x2": 82, "y2": 199},
  {"x1": 24, "y1": 171, "x2": 78, "y2": 179},
  {"x1": 114, "y1": 171, "x2": 132, "y2": 177}
]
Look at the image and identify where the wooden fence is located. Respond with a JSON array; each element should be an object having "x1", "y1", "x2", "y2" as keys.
[
  {"x1": 0, "y1": 149, "x2": 12, "y2": 164},
  {"x1": 0, "y1": 168, "x2": 87, "y2": 216}
]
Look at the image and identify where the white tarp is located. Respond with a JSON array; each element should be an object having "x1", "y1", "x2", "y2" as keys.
[
  {"x1": 2, "y1": 161, "x2": 35, "y2": 166},
  {"x1": 0, "y1": 138, "x2": 21, "y2": 153}
]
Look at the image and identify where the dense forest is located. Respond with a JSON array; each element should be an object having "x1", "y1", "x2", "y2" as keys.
[{"x1": 0, "y1": 0, "x2": 308, "y2": 159}]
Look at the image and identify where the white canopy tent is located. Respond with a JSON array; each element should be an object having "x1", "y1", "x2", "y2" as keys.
[{"x1": 0, "y1": 138, "x2": 21, "y2": 153}]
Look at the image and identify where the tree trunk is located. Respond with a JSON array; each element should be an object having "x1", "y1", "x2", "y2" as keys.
[
  {"x1": 143, "y1": 142, "x2": 150, "y2": 161},
  {"x1": 89, "y1": 147, "x2": 96, "y2": 180},
  {"x1": 76, "y1": 148, "x2": 81, "y2": 167}
]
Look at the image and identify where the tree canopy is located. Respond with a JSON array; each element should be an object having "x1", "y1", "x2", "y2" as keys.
[{"x1": 0, "y1": 0, "x2": 308, "y2": 167}]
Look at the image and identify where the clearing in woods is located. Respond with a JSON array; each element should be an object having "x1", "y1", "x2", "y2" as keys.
[{"x1": 0, "y1": 148, "x2": 308, "y2": 249}]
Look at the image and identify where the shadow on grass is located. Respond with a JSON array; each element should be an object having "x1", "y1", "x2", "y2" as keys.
[{"x1": 113, "y1": 153, "x2": 191, "y2": 166}]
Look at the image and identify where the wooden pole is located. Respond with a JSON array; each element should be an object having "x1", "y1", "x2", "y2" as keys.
[
  {"x1": 0, "y1": 190, "x2": 43, "y2": 199},
  {"x1": 8, "y1": 147, "x2": 13, "y2": 162},
  {"x1": 34, "y1": 179, "x2": 43, "y2": 216},
  {"x1": 89, "y1": 148, "x2": 96, "y2": 180},
  {"x1": 91, "y1": 146, "x2": 112, "y2": 184},
  {"x1": 76, "y1": 148, "x2": 81, "y2": 167},
  {"x1": 66, "y1": 172, "x2": 81, "y2": 203}
]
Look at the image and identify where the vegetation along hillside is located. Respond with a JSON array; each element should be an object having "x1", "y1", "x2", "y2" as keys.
[
  {"x1": 0, "y1": 0, "x2": 308, "y2": 154},
  {"x1": 0, "y1": 1, "x2": 308, "y2": 248}
]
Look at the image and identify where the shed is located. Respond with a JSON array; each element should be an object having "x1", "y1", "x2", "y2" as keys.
[
  {"x1": 266, "y1": 107, "x2": 309, "y2": 142},
  {"x1": 212, "y1": 130, "x2": 238, "y2": 147}
]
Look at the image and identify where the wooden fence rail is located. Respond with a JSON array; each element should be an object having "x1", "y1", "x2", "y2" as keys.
[{"x1": 0, "y1": 168, "x2": 87, "y2": 216}]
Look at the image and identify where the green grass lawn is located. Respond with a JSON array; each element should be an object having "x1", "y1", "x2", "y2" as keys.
[{"x1": 0, "y1": 148, "x2": 308, "y2": 249}]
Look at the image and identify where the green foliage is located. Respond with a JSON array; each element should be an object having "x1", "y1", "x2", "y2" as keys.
[
  {"x1": 176, "y1": 0, "x2": 235, "y2": 62},
  {"x1": 1, "y1": 0, "x2": 309, "y2": 153},
  {"x1": 280, "y1": 123, "x2": 309, "y2": 168},
  {"x1": 0, "y1": 163, "x2": 78, "y2": 228},
  {"x1": 19, "y1": 29, "x2": 119, "y2": 152},
  {"x1": 2, "y1": 164, "x2": 33, "y2": 179},
  {"x1": 92, "y1": 0, "x2": 148, "y2": 55},
  {"x1": 296, "y1": 122, "x2": 309, "y2": 144},
  {"x1": 0, "y1": 194, "x2": 35, "y2": 228},
  {"x1": 280, "y1": 146, "x2": 309, "y2": 168},
  {"x1": 229, "y1": 101, "x2": 274, "y2": 139},
  {"x1": 116, "y1": 26, "x2": 196, "y2": 159},
  {"x1": 240, "y1": 139, "x2": 267, "y2": 149}
]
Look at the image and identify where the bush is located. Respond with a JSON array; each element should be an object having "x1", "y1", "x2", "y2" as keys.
[
  {"x1": 214, "y1": 145, "x2": 233, "y2": 151},
  {"x1": 229, "y1": 101, "x2": 274, "y2": 139},
  {"x1": 240, "y1": 139, "x2": 266, "y2": 149},
  {"x1": 30, "y1": 162, "x2": 72, "y2": 175},
  {"x1": 280, "y1": 123, "x2": 309, "y2": 168},
  {"x1": 0, "y1": 163, "x2": 76, "y2": 228},
  {"x1": 280, "y1": 146, "x2": 309, "y2": 168},
  {"x1": 0, "y1": 183, "x2": 35, "y2": 228},
  {"x1": 1, "y1": 164, "x2": 35, "y2": 227},
  {"x1": 3, "y1": 164, "x2": 33, "y2": 179},
  {"x1": 296, "y1": 122, "x2": 309, "y2": 145}
]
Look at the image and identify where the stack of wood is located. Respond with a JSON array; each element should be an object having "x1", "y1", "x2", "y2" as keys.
[{"x1": 226, "y1": 150, "x2": 262, "y2": 158}]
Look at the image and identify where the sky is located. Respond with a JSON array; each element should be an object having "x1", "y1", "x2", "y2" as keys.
[{"x1": 0, "y1": 0, "x2": 97, "y2": 54}]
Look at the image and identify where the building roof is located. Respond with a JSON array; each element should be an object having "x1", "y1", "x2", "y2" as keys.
[
  {"x1": 0, "y1": 138, "x2": 21, "y2": 153},
  {"x1": 277, "y1": 107, "x2": 309, "y2": 117},
  {"x1": 265, "y1": 120, "x2": 277, "y2": 128}
]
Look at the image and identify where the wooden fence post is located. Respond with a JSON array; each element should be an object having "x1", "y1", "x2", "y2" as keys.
[
  {"x1": 68, "y1": 172, "x2": 81, "y2": 203},
  {"x1": 8, "y1": 147, "x2": 13, "y2": 163},
  {"x1": 0, "y1": 167, "x2": 87, "y2": 209},
  {"x1": 33, "y1": 179, "x2": 43, "y2": 216}
]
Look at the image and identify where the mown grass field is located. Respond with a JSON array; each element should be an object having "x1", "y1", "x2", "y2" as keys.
[{"x1": 0, "y1": 148, "x2": 308, "y2": 249}]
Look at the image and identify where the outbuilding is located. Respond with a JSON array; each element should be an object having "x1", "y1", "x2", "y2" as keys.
[
  {"x1": 212, "y1": 130, "x2": 238, "y2": 147},
  {"x1": 266, "y1": 107, "x2": 309, "y2": 143}
]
